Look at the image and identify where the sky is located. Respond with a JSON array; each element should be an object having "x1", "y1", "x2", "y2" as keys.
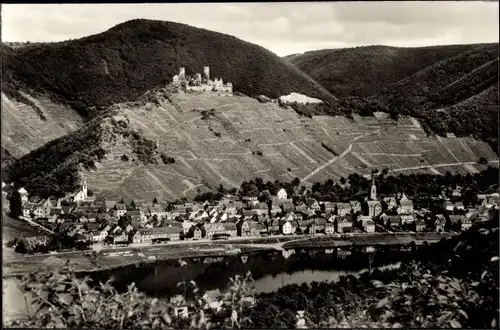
[{"x1": 2, "y1": 2, "x2": 499, "y2": 57}]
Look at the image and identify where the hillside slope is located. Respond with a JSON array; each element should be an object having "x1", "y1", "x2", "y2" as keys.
[
  {"x1": 285, "y1": 44, "x2": 482, "y2": 97},
  {"x1": 2, "y1": 19, "x2": 334, "y2": 116},
  {"x1": 1, "y1": 92, "x2": 84, "y2": 158},
  {"x1": 288, "y1": 43, "x2": 499, "y2": 150},
  {"x1": 4, "y1": 91, "x2": 497, "y2": 201}
]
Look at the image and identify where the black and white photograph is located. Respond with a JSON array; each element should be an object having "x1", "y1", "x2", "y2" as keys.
[{"x1": 1, "y1": 1, "x2": 499, "y2": 328}]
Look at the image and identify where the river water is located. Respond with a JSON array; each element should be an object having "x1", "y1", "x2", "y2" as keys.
[
  {"x1": 88, "y1": 247, "x2": 409, "y2": 299},
  {"x1": 3, "y1": 247, "x2": 409, "y2": 324}
]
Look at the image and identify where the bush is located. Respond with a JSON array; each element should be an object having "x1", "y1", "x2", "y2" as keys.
[
  {"x1": 8, "y1": 263, "x2": 256, "y2": 329},
  {"x1": 161, "y1": 154, "x2": 175, "y2": 165},
  {"x1": 121, "y1": 154, "x2": 129, "y2": 162}
]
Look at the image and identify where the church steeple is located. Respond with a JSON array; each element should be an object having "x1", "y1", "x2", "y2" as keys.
[{"x1": 370, "y1": 170, "x2": 377, "y2": 201}]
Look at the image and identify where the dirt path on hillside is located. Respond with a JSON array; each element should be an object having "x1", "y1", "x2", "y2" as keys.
[
  {"x1": 389, "y1": 160, "x2": 499, "y2": 173},
  {"x1": 301, "y1": 132, "x2": 378, "y2": 183}
]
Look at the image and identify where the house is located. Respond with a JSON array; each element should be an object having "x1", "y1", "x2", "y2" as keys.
[
  {"x1": 113, "y1": 203, "x2": 127, "y2": 217},
  {"x1": 182, "y1": 221, "x2": 196, "y2": 234},
  {"x1": 386, "y1": 215, "x2": 401, "y2": 229},
  {"x1": 133, "y1": 226, "x2": 183, "y2": 243},
  {"x1": 398, "y1": 194, "x2": 414, "y2": 214},
  {"x1": 350, "y1": 201, "x2": 361, "y2": 214},
  {"x1": 325, "y1": 222, "x2": 335, "y2": 235},
  {"x1": 127, "y1": 210, "x2": 142, "y2": 225},
  {"x1": 149, "y1": 204, "x2": 167, "y2": 218},
  {"x1": 222, "y1": 223, "x2": 237, "y2": 237},
  {"x1": 279, "y1": 219, "x2": 295, "y2": 235},
  {"x1": 453, "y1": 202, "x2": 465, "y2": 211},
  {"x1": 124, "y1": 224, "x2": 135, "y2": 233},
  {"x1": 400, "y1": 215, "x2": 415, "y2": 225},
  {"x1": 358, "y1": 215, "x2": 372, "y2": 224},
  {"x1": 322, "y1": 202, "x2": 335, "y2": 213},
  {"x1": 72, "y1": 180, "x2": 88, "y2": 203},
  {"x1": 481, "y1": 193, "x2": 499, "y2": 208},
  {"x1": 461, "y1": 217, "x2": 472, "y2": 231},
  {"x1": 306, "y1": 199, "x2": 321, "y2": 211},
  {"x1": 310, "y1": 218, "x2": 327, "y2": 233},
  {"x1": 85, "y1": 222, "x2": 100, "y2": 232},
  {"x1": 281, "y1": 202, "x2": 295, "y2": 213},
  {"x1": 272, "y1": 196, "x2": 292, "y2": 206},
  {"x1": 336, "y1": 203, "x2": 352, "y2": 216},
  {"x1": 282, "y1": 212, "x2": 296, "y2": 222},
  {"x1": 18, "y1": 187, "x2": 29, "y2": 204},
  {"x1": 415, "y1": 219, "x2": 426, "y2": 232},
  {"x1": 277, "y1": 188, "x2": 287, "y2": 200},
  {"x1": 22, "y1": 203, "x2": 36, "y2": 218},
  {"x1": 186, "y1": 225, "x2": 203, "y2": 240},
  {"x1": 443, "y1": 201, "x2": 454, "y2": 211},
  {"x1": 170, "y1": 295, "x2": 189, "y2": 318},
  {"x1": 363, "y1": 220, "x2": 375, "y2": 233},
  {"x1": 236, "y1": 220, "x2": 257, "y2": 237},
  {"x1": 255, "y1": 223, "x2": 267, "y2": 235},
  {"x1": 384, "y1": 197, "x2": 397, "y2": 210},
  {"x1": 435, "y1": 215, "x2": 446, "y2": 232},
  {"x1": 295, "y1": 203, "x2": 307, "y2": 212},
  {"x1": 204, "y1": 223, "x2": 226, "y2": 239},
  {"x1": 90, "y1": 230, "x2": 104, "y2": 242},
  {"x1": 450, "y1": 215, "x2": 465, "y2": 228},
  {"x1": 337, "y1": 216, "x2": 353, "y2": 233},
  {"x1": 367, "y1": 200, "x2": 382, "y2": 217},
  {"x1": 112, "y1": 231, "x2": 129, "y2": 244},
  {"x1": 109, "y1": 224, "x2": 122, "y2": 235}
]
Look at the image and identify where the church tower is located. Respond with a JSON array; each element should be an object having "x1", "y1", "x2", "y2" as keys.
[
  {"x1": 82, "y1": 177, "x2": 88, "y2": 199},
  {"x1": 370, "y1": 171, "x2": 377, "y2": 201},
  {"x1": 203, "y1": 66, "x2": 210, "y2": 81},
  {"x1": 179, "y1": 67, "x2": 186, "y2": 80}
]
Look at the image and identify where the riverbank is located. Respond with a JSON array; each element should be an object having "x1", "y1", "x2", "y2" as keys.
[
  {"x1": 3, "y1": 232, "x2": 456, "y2": 277},
  {"x1": 5, "y1": 218, "x2": 498, "y2": 329}
]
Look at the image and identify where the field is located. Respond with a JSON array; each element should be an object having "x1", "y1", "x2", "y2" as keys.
[
  {"x1": 79, "y1": 92, "x2": 497, "y2": 200},
  {"x1": 1, "y1": 91, "x2": 84, "y2": 158}
]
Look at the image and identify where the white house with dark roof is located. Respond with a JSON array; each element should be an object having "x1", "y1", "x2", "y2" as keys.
[
  {"x1": 398, "y1": 194, "x2": 414, "y2": 214},
  {"x1": 277, "y1": 188, "x2": 288, "y2": 200}
]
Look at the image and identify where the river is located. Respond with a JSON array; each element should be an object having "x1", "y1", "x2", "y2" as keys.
[{"x1": 3, "y1": 246, "x2": 410, "y2": 324}]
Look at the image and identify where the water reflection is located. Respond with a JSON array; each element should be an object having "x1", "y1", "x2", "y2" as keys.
[{"x1": 86, "y1": 247, "x2": 410, "y2": 298}]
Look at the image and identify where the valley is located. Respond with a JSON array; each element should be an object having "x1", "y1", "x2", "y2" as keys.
[{"x1": 31, "y1": 91, "x2": 496, "y2": 201}]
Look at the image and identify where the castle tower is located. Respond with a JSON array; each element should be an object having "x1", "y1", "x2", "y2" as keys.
[
  {"x1": 370, "y1": 171, "x2": 377, "y2": 201},
  {"x1": 203, "y1": 66, "x2": 210, "y2": 81}
]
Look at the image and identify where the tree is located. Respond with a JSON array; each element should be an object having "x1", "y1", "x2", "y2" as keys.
[
  {"x1": 15, "y1": 237, "x2": 33, "y2": 254},
  {"x1": 9, "y1": 189, "x2": 22, "y2": 219}
]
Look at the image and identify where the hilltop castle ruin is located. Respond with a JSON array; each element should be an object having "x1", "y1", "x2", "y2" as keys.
[{"x1": 171, "y1": 66, "x2": 233, "y2": 95}]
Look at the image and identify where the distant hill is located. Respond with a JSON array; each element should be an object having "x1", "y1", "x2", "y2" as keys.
[
  {"x1": 3, "y1": 19, "x2": 335, "y2": 119},
  {"x1": 4, "y1": 92, "x2": 497, "y2": 200},
  {"x1": 284, "y1": 44, "x2": 482, "y2": 97},
  {"x1": 287, "y1": 43, "x2": 499, "y2": 151}
]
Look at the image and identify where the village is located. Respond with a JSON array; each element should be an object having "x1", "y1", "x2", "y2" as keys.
[{"x1": 3, "y1": 169, "x2": 499, "y2": 254}]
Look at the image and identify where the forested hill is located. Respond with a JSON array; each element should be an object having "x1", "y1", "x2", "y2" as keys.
[
  {"x1": 286, "y1": 43, "x2": 499, "y2": 151},
  {"x1": 285, "y1": 43, "x2": 495, "y2": 98},
  {"x1": 2, "y1": 19, "x2": 335, "y2": 118},
  {"x1": 284, "y1": 44, "x2": 484, "y2": 98}
]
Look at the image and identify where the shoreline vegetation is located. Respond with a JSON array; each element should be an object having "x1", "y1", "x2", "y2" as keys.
[{"x1": 6, "y1": 211, "x2": 498, "y2": 329}]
